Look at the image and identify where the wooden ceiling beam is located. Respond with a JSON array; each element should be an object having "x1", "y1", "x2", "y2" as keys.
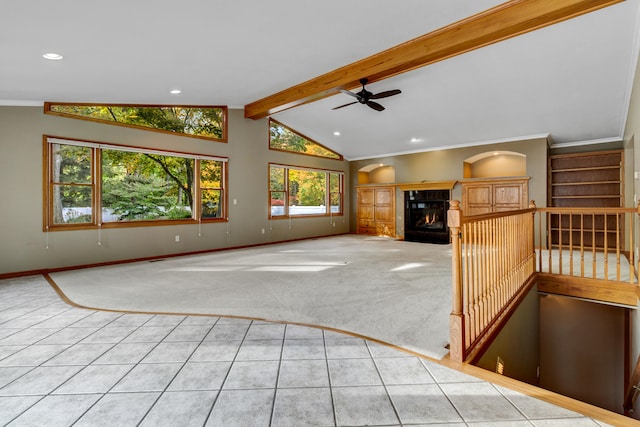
[{"x1": 244, "y1": 0, "x2": 623, "y2": 119}]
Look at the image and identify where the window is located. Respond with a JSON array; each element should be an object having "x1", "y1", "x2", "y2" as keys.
[
  {"x1": 45, "y1": 103, "x2": 227, "y2": 142},
  {"x1": 269, "y1": 119, "x2": 342, "y2": 160},
  {"x1": 44, "y1": 136, "x2": 227, "y2": 230},
  {"x1": 50, "y1": 144, "x2": 95, "y2": 225},
  {"x1": 269, "y1": 164, "x2": 343, "y2": 218}
]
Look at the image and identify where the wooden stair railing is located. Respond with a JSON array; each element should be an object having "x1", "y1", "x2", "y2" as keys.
[
  {"x1": 448, "y1": 202, "x2": 640, "y2": 363},
  {"x1": 448, "y1": 200, "x2": 536, "y2": 362},
  {"x1": 535, "y1": 206, "x2": 640, "y2": 283},
  {"x1": 535, "y1": 206, "x2": 640, "y2": 307}
]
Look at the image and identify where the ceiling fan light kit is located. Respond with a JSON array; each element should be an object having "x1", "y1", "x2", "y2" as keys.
[{"x1": 332, "y1": 78, "x2": 401, "y2": 112}]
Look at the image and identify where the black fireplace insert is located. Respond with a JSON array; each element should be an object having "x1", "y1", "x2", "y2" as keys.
[{"x1": 404, "y1": 189, "x2": 450, "y2": 244}]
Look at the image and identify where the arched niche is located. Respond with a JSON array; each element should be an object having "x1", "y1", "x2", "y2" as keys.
[
  {"x1": 463, "y1": 151, "x2": 526, "y2": 178},
  {"x1": 358, "y1": 163, "x2": 396, "y2": 184}
]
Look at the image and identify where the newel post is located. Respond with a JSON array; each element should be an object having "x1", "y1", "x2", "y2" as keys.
[{"x1": 447, "y1": 200, "x2": 464, "y2": 362}]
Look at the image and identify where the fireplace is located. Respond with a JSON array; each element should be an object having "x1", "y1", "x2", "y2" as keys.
[{"x1": 404, "y1": 189, "x2": 450, "y2": 244}]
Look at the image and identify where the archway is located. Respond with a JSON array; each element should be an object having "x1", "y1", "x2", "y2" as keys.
[{"x1": 463, "y1": 151, "x2": 526, "y2": 178}]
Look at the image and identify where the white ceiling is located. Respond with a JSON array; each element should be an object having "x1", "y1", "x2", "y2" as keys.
[{"x1": 2, "y1": 0, "x2": 639, "y2": 160}]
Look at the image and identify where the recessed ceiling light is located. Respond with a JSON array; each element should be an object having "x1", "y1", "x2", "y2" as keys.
[
  {"x1": 410, "y1": 137, "x2": 422, "y2": 143},
  {"x1": 333, "y1": 131, "x2": 341, "y2": 136},
  {"x1": 170, "y1": 89, "x2": 182, "y2": 94},
  {"x1": 42, "y1": 53, "x2": 63, "y2": 60}
]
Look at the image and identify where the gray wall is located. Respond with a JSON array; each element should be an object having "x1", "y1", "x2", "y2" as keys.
[
  {"x1": 349, "y1": 137, "x2": 548, "y2": 237},
  {"x1": 539, "y1": 294, "x2": 625, "y2": 413},
  {"x1": 475, "y1": 284, "x2": 540, "y2": 386},
  {"x1": 0, "y1": 107, "x2": 350, "y2": 275}
]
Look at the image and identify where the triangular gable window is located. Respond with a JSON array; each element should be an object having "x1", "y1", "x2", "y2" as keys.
[{"x1": 269, "y1": 119, "x2": 342, "y2": 160}]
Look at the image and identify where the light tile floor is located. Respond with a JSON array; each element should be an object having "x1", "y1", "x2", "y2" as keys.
[{"x1": 0, "y1": 276, "x2": 614, "y2": 426}]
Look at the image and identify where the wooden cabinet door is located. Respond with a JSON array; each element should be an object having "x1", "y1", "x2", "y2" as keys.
[
  {"x1": 374, "y1": 187, "x2": 394, "y2": 222},
  {"x1": 494, "y1": 183, "x2": 525, "y2": 212},
  {"x1": 374, "y1": 187, "x2": 395, "y2": 237},
  {"x1": 461, "y1": 178, "x2": 529, "y2": 216},
  {"x1": 358, "y1": 188, "x2": 375, "y2": 206},
  {"x1": 464, "y1": 184, "x2": 492, "y2": 215},
  {"x1": 356, "y1": 186, "x2": 395, "y2": 237},
  {"x1": 357, "y1": 188, "x2": 375, "y2": 234}
]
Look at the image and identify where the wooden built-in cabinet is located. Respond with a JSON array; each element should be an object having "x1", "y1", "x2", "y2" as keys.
[
  {"x1": 461, "y1": 178, "x2": 530, "y2": 216},
  {"x1": 356, "y1": 186, "x2": 395, "y2": 237},
  {"x1": 548, "y1": 150, "x2": 623, "y2": 250}
]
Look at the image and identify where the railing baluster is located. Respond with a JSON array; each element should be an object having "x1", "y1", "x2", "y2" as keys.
[
  {"x1": 547, "y1": 212, "x2": 552, "y2": 274},
  {"x1": 464, "y1": 223, "x2": 471, "y2": 348},
  {"x1": 630, "y1": 211, "x2": 636, "y2": 284},
  {"x1": 569, "y1": 212, "x2": 574, "y2": 276},
  {"x1": 558, "y1": 213, "x2": 563, "y2": 275},
  {"x1": 580, "y1": 213, "x2": 584, "y2": 277},
  {"x1": 604, "y1": 213, "x2": 609, "y2": 281},
  {"x1": 537, "y1": 209, "x2": 542, "y2": 272},
  {"x1": 616, "y1": 213, "x2": 621, "y2": 281},
  {"x1": 473, "y1": 220, "x2": 479, "y2": 343},
  {"x1": 592, "y1": 213, "x2": 596, "y2": 279}
]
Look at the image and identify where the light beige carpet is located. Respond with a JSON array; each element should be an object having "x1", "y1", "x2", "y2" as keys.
[{"x1": 49, "y1": 234, "x2": 453, "y2": 359}]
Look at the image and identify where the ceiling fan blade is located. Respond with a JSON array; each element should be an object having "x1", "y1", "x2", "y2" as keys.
[
  {"x1": 340, "y1": 89, "x2": 359, "y2": 99},
  {"x1": 366, "y1": 101, "x2": 385, "y2": 111},
  {"x1": 370, "y1": 89, "x2": 401, "y2": 99},
  {"x1": 332, "y1": 101, "x2": 358, "y2": 110}
]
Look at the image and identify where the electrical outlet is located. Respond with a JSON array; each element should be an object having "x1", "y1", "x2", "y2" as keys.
[
  {"x1": 261, "y1": 228, "x2": 265, "y2": 234},
  {"x1": 174, "y1": 235, "x2": 180, "y2": 242}
]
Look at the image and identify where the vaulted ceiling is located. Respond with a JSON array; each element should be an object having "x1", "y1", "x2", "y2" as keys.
[{"x1": 1, "y1": 0, "x2": 638, "y2": 160}]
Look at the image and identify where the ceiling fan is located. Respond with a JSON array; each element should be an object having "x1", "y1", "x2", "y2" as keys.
[{"x1": 332, "y1": 78, "x2": 401, "y2": 112}]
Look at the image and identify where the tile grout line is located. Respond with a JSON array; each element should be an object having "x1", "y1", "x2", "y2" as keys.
[
  {"x1": 200, "y1": 319, "x2": 254, "y2": 426},
  {"x1": 418, "y1": 357, "x2": 467, "y2": 424},
  {"x1": 132, "y1": 314, "x2": 221, "y2": 427},
  {"x1": 322, "y1": 329, "x2": 338, "y2": 427},
  {"x1": 365, "y1": 340, "x2": 403, "y2": 426},
  {"x1": 491, "y1": 382, "x2": 540, "y2": 425},
  {"x1": 1, "y1": 303, "x2": 128, "y2": 425},
  {"x1": 267, "y1": 323, "x2": 288, "y2": 427},
  {"x1": 65, "y1": 313, "x2": 187, "y2": 426},
  {"x1": 0, "y1": 303, "x2": 84, "y2": 422}
]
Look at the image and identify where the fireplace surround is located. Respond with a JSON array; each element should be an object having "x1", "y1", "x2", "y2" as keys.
[{"x1": 404, "y1": 189, "x2": 451, "y2": 244}]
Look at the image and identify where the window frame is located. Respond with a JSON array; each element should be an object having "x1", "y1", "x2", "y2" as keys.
[
  {"x1": 44, "y1": 102, "x2": 228, "y2": 143},
  {"x1": 268, "y1": 163, "x2": 344, "y2": 219},
  {"x1": 268, "y1": 119, "x2": 343, "y2": 160},
  {"x1": 43, "y1": 135, "x2": 228, "y2": 231}
]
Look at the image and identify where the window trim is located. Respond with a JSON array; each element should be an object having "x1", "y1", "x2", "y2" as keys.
[
  {"x1": 44, "y1": 102, "x2": 228, "y2": 143},
  {"x1": 268, "y1": 162, "x2": 344, "y2": 219},
  {"x1": 269, "y1": 119, "x2": 343, "y2": 160},
  {"x1": 43, "y1": 135, "x2": 228, "y2": 231}
]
